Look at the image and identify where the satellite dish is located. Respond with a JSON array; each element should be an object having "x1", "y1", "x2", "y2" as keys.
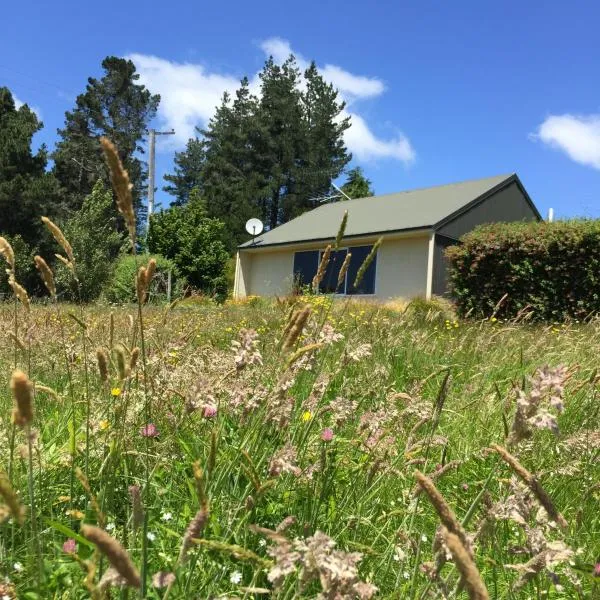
[{"x1": 245, "y1": 218, "x2": 264, "y2": 237}]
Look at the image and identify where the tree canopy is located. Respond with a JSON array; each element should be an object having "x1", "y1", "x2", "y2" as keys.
[
  {"x1": 52, "y1": 56, "x2": 160, "y2": 221},
  {"x1": 340, "y1": 167, "x2": 374, "y2": 199},
  {"x1": 164, "y1": 56, "x2": 353, "y2": 248}
]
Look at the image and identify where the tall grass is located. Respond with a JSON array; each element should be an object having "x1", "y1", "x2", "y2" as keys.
[{"x1": 0, "y1": 158, "x2": 598, "y2": 597}]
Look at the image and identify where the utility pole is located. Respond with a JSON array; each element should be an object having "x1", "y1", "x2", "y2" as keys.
[{"x1": 147, "y1": 128, "x2": 175, "y2": 231}]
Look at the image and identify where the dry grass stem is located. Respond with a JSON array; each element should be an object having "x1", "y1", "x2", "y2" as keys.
[
  {"x1": 81, "y1": 524, "x2": 141, "y2": 588},
  {"x1": 414, "y1": 470, "x2": 471, "y2": 553},
  {"x1": 490, "y1": 444, "x2": 567, "y2": 528},
  {"x1": 444, "y1": 530, "x2": 489, "y2": 600}
]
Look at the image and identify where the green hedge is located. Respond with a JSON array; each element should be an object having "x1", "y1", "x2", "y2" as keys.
[{"x1": 446, "y1": 220, "x2": 600, "y2": 321}]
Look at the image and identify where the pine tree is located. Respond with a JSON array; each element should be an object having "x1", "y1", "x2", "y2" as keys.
[
  {"x1": 0, "y1": 87, "x2": 62, "y2": 293},
  {"x1": 163, "y1": 137, "x2": 205, "y2": 206},
  {"x1": 295, "y1": 62, "x2": 352, "y2": 215},
  {"x1": 53, "y1": 56, "x2": 160, "y2": 220},
  {"x1": 340, "y1": 167, "x2": 374, "y2": 199},
  {"x1": 163, "y1": 54, "x2": 351, "y2": 246},
  {"x1": 200, "y1": 79, "x2": 267, "y2": 247}
]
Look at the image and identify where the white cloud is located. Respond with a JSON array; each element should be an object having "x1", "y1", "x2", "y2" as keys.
[
  {"x1": 127, "y1": 39, "x2": 414, "y2": 163},
  {"x1": 344, "y1": 111, "x2": 415, "y2": 163},
  {"x1": 127, "y1": 53, "x2": 240, "y2": 148},
  {"x1": 534, "y1": 113, "x2": 600, "y2": 170},
  {"x1": 13, "y1": 94, "x2": 42, "y2": 120}
]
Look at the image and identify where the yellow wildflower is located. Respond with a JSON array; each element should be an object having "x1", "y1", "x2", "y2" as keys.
[
  {"x1": 99, "y1": 419, "x2": 110, "y2": 431},
  {"x1": 301, "y1": 411, "x2": 312, "y2": 422},
  {"x1": 111, "y1": 387, "x2": 122, "y2": 397}
]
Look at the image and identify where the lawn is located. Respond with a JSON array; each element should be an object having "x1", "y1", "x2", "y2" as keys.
[{"x1": 0, "y1": 296, "x2": 598, "y2": 599}]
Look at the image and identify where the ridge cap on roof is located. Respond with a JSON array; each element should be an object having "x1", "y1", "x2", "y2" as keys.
[{"x1": 334, "y1": 172, "x2": 514, "y2": 205}]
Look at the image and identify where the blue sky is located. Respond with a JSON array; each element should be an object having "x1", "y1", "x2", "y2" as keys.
[{"x1": 2, "y1": 0, "x2": 599, "y2": 219}]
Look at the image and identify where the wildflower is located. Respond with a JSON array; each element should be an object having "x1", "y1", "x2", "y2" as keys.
[
  {"x1": 140, "y1": 423, "x2": 159, "y2": 438},
  {"x1": 319, "y1": 322, "x2": 344, "y2": 345},
  {"x1": 594, "y1": 563, "x2": 600, "y2": 577},
  {"x1": 105, "y1": 522, "x2": 116, "y2": 531},
  {"x1": 346, "y1": 343, "x2": 372, "y2": 362},
  {"x1": 111, "y1": 387, "x2": 122, "y2": 397},
  {"x1": 232, "y1": 328, "x2": 262, "y2": 370},
  {"x1": 147, "y1": 531, "x2": 156, "y2": 542},
  {"x1": 13, "y1": 562, "x2": 23, "y2": 572},
  {"x1": 152, "y1": 571, "x2": 175, "y2": 588},
  {"x1": 62, "y1": 538, "x2": 77, "y2": 554},
  {"x1": 161, "y1": 512, "x2": 173, "y2": 522},
  {"x1": 99, "y1": 419, "x2": 110, "y2": 431},
  {"x1": 301, "y1": 410, "x2": 312, "y2": 422},
  {"x1": 509, "y1": 365, "x2": 569, "y2": 445},
  {"x1": 203, "y1": 404, "x2": 217, "y2": 419},
  {"x1": 269, "y1": 443, "x2": 302, "y2": 477},
  {"x1": 230, "y1": 571, "x2": 242, "y2": 584},
  {"x1": 321, "y1": 427, "x2": 334, "y2": 442},
  {"x1": 393, "y1": 546, "x2": 406, "y2": 562}
]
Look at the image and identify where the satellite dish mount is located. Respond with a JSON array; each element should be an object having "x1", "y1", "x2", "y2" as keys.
[{"x1": 245, "y1": 218, "x2": 264, "y2": 246}]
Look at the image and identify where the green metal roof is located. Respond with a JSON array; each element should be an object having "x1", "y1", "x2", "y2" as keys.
[{"x1": 240, "y1": 174, "x2": 517, "y2": 249}]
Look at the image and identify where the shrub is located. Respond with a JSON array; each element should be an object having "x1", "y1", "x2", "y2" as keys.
[
  {"x1": 446, "y1": 219, "x2": 600, "y2": 321},
  {"x1": 104, "y1": 254, "x2": 183, "y2": 304},
  {"x1": 54, "y1": 180, "x2": 124, "y2": 302},
  {"x1": 147, "y1": 193, "x2": 230, "y2": 301}
]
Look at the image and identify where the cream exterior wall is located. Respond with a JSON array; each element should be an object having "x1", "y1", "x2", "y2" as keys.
[{"x1": 234, "y1": 233, "x2": 431, "y2": 300}]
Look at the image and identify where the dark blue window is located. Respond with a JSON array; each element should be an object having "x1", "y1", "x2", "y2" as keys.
[{"x1": 293, "y1": 251, "x2": 319, "y2": 290}]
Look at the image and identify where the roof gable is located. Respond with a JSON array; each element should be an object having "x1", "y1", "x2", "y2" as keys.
[{"x1": 240, "y1": 174, "x2": 519, "y2": 248}]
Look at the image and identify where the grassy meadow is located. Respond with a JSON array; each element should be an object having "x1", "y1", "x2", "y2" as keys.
[{"x1": 0, "y1": 293, "x2": 598, "y2": 599}]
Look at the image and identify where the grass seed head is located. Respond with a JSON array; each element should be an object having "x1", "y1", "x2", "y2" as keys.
[
  {"x1": 96, "y1": 349, "x2": 109, "y2": 383},
  {"x1": 0, "y1": 470, "x2": 25, "y2": 524},
  {"x1": 337, "y1": 252, "x2": 352, "y2": 290},
  {"x1": 282, "y1": 305, "x2": 311, "y2": 352},
  {"x1": 10, "y1": 370, "x2": 34, "y2": 427},
  {"x1": 414, "y1": 470, "x2": 471, "y2": 554},
  {"x1": 312, "y1": 245, "x2": 331, "y2": 292},
  {"x1": 8, "y1": 274, "x2": 30, "y2": 311},
  {"x1": 444, "y1": 530, "x2": 489, "y2": 600},
  {"x1": 34, "y1": 255, "x2": 56, "y2": 297},
  {"x1": 100, "y1": 137, "x2": 136, "y2": 245},
  {"x1": 334, "y1": 210, "x2": 348, "y2": 250},
  {"x1": 81, "y1": 524, "x2": 141, "y2": 588},
  {"x1": 354, "y1": 237, "x2": 382, "y2": 288},
  {"x1": 129, "y1": 347, "x2": 140, "y2": 373},
  {"x1": 491, "y1": 444, "x2": 567, "y2": 528},
  {"x1": 41, "y1": 217, "x2": 74, "y2": 263},
  {"x1": 0, "y1": 236, "x2": 15, "y2": 271}
]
